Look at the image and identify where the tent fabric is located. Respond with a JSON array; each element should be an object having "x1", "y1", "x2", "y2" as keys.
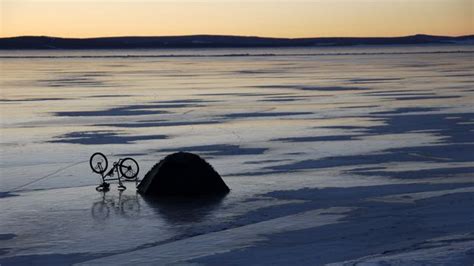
[{"x1": 137, "y1": 152, "x2": 230, "y2": 197}]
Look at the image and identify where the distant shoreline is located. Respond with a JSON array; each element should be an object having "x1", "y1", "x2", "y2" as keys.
[
  {"x1": 0, "y1": 34, "x2": 473, "y2": 50},
  {"x1": 1, "y1": 50, "x2": 474, "y2": 60}
]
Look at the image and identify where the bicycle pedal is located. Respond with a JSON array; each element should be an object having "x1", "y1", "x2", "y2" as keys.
[{"x1": 96, "y1": 185, "x2": 110, "y2": 192}]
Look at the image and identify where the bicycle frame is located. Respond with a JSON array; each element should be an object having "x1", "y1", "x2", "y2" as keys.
[{"x1": 98, "y1": 159, "x2": 127, "y2": 189}]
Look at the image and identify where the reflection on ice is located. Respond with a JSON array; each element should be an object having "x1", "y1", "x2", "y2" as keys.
[
  {"x1": 159, "y1": 144, "x2": 268, "y2": 156},
  {"x1": 49, "y1": 131, "x2": 167, "y2": 145},
  {"x1": 91, "y1": 191, "x2": 141, "y2": 220},
  {"x1": 143, "y1": 195, "x2": 226, "y2": 224},
  {"x1": 272, "y1": 135, "x2": 359, "y2": 142},
  {"x1": 54, "y1": 104, "x2": 171, "y2": 117},
  {"x1": 101, "y1": 120, "x2": 220, "y2": 128}
]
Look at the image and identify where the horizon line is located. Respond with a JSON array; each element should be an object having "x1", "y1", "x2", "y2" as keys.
[{"x1": 2, "y1": 33, "x2": 474, "y2": 40}]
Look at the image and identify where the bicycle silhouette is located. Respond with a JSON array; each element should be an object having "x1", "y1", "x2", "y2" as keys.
[{"x1": 90, "y1": 152, "x2": 139, "y2": 191}]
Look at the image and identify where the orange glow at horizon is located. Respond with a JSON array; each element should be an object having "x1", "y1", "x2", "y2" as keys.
[{"x1": 1, "y1": 0, "x2": 472, "y2": 38}]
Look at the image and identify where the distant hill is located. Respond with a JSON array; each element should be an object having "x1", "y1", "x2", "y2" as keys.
[{"x1": 0, "y1": 34, "x2": 473, "y2": 49}]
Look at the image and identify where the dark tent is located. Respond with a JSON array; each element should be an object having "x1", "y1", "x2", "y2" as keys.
[{"x1": 137, "y1": 152, "x2": 230, "y2": 197}]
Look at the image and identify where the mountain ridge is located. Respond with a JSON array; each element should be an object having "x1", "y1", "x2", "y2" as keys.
[{"x1": 1, "y1": 34, "x2": 473, "y2": 49}]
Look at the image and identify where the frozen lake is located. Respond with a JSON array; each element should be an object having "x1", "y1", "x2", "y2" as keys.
[{"x1": 1, "y1": 45, "x2": 473, "y2": 264}]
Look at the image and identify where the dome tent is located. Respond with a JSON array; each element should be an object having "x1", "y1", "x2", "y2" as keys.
[{"x1": 137, "y1": 152, "x2": 230, "y2": 197}]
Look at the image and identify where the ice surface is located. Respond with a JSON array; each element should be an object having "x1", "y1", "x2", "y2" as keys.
[{"x1": 1, "y1": 45, "x2": 473, "y2": 264}]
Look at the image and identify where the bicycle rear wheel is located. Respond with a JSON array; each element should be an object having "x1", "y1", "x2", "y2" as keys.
[
  {"x1": 119, "y1": 158, "x2": 139, "y2": 179},
  {"x1": 90, "y1": 152, "x2": 108, "y2": 174}
]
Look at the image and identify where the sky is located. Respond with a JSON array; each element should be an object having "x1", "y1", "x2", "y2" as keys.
[{"x1": 0, "y1": 0, "x2": 472, "y2": 38}]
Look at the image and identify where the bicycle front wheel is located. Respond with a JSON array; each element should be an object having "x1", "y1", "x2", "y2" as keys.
[
  {"x1": 90, "y1": 152, "x2": 108, "y2": 174},
  {"x1": 119, "y1": 158, "x2": 139, "y2": 179}
]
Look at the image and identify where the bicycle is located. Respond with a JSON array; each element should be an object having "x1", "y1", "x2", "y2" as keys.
[{"x1": 89, "y1": 152, "x2": 139, "y2": 191}]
